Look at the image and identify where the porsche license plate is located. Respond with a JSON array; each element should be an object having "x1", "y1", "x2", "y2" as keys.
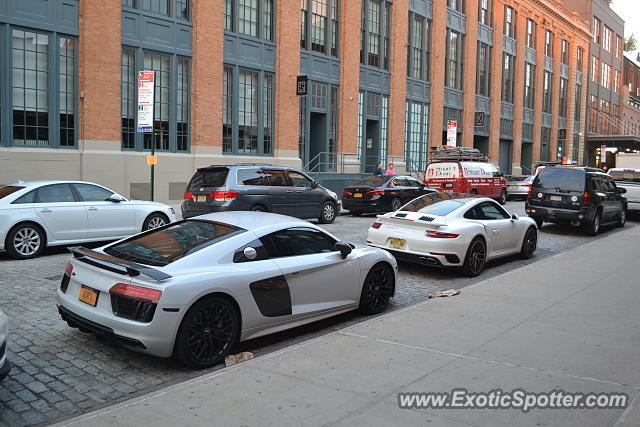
[
  {"x1": 550, "y1": 195, "x2": 562, "y2": 202},
  {"x1": 354, "y1": 193, "x2": 363, "y2": 198},
  {"x1": 389, "y1": 238, "x2": 406, "y2": 250},
  {"x1": 78, "y1": 286, "x2": 99, "y2": 307},
  {"x1": 196, "y1": 195, "x2": 207, "y2": 202}
]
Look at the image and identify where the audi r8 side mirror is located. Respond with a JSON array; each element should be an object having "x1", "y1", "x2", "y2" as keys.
[
  {"x1": 511, "y1": 213, "x2": 519, "y2": 221},
  {"x1": 334, "y1": 241, "x2": 352, "y2": 259},
  {"x1": 243, "y1": 247, "x2": 258, "y2": 260}
]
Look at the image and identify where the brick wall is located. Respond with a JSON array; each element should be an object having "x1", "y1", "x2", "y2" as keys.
[
  {"x1": 78, "y1": 1, "x2": 121, "y2": 143},
  {"x1": 191, "y1": 0, "x2": 224, "y2": 147}
]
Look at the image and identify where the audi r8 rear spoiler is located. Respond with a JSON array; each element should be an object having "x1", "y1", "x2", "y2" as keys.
[{"x1": 69, "y1": 246, "x2": 172, "y2": 282}]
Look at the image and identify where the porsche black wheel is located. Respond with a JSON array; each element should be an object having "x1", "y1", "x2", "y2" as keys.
[
  {"x1": 519, "y1": 227, "x2": 537, "y2": 259},
  {"x1": 175, "y1": 296, "x2": 239, "y2": 369},
  {"x1": 462, "y1": 237, "x2": 486, "y2": 277}
]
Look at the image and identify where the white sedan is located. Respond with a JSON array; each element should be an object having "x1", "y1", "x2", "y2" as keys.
[
  {"x1": 0, "y1": 181, "x2": 177, "y2": 259},
  {"x1": 367, "y1": 192, "x2": 538, "y2": 276},
  {"x1": 56, "y1": 212, "x2": 397, "y2": 368}
]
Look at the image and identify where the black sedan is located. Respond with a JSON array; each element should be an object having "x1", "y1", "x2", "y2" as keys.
[{"x1": 342, "y1": 175, "x2": 435, "y2": 215}]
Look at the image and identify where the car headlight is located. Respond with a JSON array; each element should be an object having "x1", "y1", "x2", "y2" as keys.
[{"x1": 169, "y1": 208, "x2": 176, "y2": 215}]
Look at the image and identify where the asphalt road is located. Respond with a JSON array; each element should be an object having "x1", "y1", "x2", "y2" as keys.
[{"x1": 0, "y1": 200, "x2": 636, "y2": 426}]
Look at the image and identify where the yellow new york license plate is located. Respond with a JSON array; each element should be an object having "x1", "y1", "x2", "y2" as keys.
[
  {"x1": 354, "y1": 193, "x2": 362, "y2": 198},
  {"x1": 78, "y1": 286, "x2": 99, "y2": 307},
  {"x1": 389, "y1": 238, "x2": 406, "y2": 250},
  {"x1": 196, "y1": 195, "x2": 207, "y2": 202}
]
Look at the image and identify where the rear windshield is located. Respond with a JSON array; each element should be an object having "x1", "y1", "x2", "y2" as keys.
[
  {"x1": 534, "y1": 168, "x2": 585, "y2": 192},
  {"x1": 509, "y1": 176, "x2": 530, "y2": 182},
  {"x1": 188, "y1": 168, "x2": 229, "y2": 191},
  {"x1": 104, "y1": 220, "x2": 244, "y2": 266},
  {"x1": 609, "y1": 170, "x2": 640, "y2": 183},
  {"x1": 351, "y1": 176, "x2": 387, "y2": 187},
  {"x1": 401, "y1": 193, "x2": 466, "y2": 216},
  {"x1": 0, "y1": 186, "x2": 25, "y2": 199}
]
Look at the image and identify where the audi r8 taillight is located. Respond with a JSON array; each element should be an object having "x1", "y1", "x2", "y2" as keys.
[
  {"x1": 109, "y1": 283, "x2": 162, "y2": 323},
  {"x1": 425, "y1": 230, "x2": 460, "y2": 239},
  {"x1": 60, "y1": 263, "x2": 73, "y2": 293}
]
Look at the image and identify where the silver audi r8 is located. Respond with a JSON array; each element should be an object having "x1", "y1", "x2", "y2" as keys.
[
  {"x1": 367, "y1": 192, "x2": 538, "y2": 277},
  {"x1": 56, "y1": 212, "x2": 397, "y2": 368}
]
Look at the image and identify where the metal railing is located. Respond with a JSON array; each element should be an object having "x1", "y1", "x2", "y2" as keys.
[{"x1": 302, "y1": 152, "x2": 419, "y2": 176}]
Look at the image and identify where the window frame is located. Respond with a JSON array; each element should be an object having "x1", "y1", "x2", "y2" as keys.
[
  {"x1": 6, "y1": 29, "x2": 78, "y2": 150},
  {"x1": 120, "y1": 48, "x2": 191, "y2": 153},
  {"x1": 526, "y1": 19, "x2": 536, "y2": 49},
  {"x1": 476, "y1": 42, "x2": 491, "y2": 97},
  {"x1": 502, "y1": 53, "x2": 515, "y2": 103},
  {"x1": 300, "y1": 0, "x2": 340, "y2": 57},
  {"x1": 407, "y1": 12, "x2": 431, "y2": 82},
  {"x1": 360, "y1": 0, "x2": 392, "y2": 71},
  {"x1": 224, "y1": 0, "x2": 275, "y2": 41},
  {"x1": 122, "y1": 0, "x2": 191, "y2": 21},
  {"x1": 445, "y1": 28, "x2": 465, "y2": 90},
  {"x1": 503, "y1": 6, "x2": 516, "y2": 38},
  {"x1": 222, "y1": 65, "x2": 275, "y2": 156}
]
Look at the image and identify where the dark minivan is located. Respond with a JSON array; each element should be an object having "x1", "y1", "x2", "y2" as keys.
[
  {"x1": 182, "y1": 165, "x2": 340, "y2": 223},
  {"x1": 525, "y1": 166, "x2": 627, "y2": 235}
]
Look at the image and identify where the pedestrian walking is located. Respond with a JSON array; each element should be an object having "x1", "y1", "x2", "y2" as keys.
[
  {"x1": 373, "y1": 163, "x2": 383, "y2": 176},
  {"x1": 385, "y1": 163, "x2": 395, "y2": 176}
]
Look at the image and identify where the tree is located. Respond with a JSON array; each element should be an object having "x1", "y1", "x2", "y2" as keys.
[{"x1": 625, "y1": 34, "x2": 637, "y2": 52}]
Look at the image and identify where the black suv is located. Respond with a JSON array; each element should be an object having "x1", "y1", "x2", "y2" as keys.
[
  {"x1": 525, "y1": 166, "x2": 627, "y2": 235},
  {"x1": 181, "y1": 165, "x2": 340, "y2": 223}
]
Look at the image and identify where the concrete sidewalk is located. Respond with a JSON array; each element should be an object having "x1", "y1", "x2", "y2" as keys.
[{"x1": 56, "y1": 227, "x2": 640, "y2": 427}]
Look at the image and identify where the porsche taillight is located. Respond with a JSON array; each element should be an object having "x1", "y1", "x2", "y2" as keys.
[{"x1": 425, "y1": 230, "x2": 460, "y2": 239}]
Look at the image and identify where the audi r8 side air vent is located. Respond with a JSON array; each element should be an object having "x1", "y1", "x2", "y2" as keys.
[
  {"x1": 419, "y1": 216, "x2": 435, "y2": 222},
  {"x1": 110, "y1": 295, "x2": 157, "y2": 323}
]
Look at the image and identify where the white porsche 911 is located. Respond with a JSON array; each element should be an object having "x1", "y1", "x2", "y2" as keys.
[
  {"x1": 0, "y1": 181, "x2": 177, "y2": 259},
  {"x1": 56, "y1": 212, "x2": 397, "y2": 368},
  {"x1": 367, "y1": 192, "x2": 538, "y2": 276}
]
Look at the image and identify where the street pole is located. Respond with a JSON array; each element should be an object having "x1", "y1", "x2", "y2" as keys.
[
  {"x1": 150, "y1": 72, "x2": 156, "y2": 202},
  {"x1": 150, "y1": 127, "x2": 155, "y2": 201}
]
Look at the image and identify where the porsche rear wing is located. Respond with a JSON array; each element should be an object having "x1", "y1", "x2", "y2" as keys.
[{"x1": 69, "y1": 246, "x2": 172, "y2": 282}]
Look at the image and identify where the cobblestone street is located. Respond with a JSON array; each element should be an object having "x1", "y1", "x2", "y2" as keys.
[{"x1": 0, "y1": 201, "x2": 636, "y2": 426}]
